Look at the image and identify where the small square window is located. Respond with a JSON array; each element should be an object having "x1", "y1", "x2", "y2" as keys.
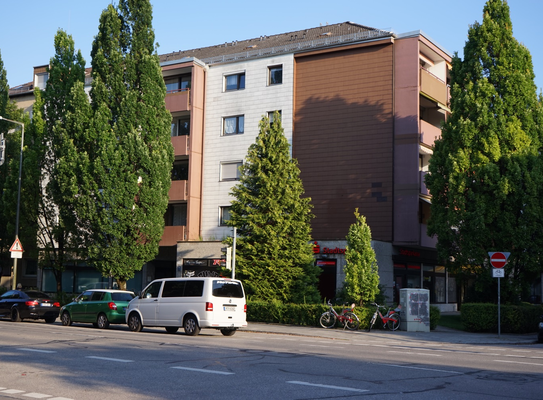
[
  {"x1": 171, "y1": 116, "x2": 190, "y2": 136},
  {"x1": 267, "y1": 110, "x2": 282, "y2": 125},
  {"x1": 225, "y1": 73, "x2": 245, "y2": 91},
  {"x1": 268, "y1": 65, "x2": 282, "y2": 85},
  {"x1": 172, "y1": 161, "x2": 189, "y2": 181},
  {"x1": 223, "y1": 115, "x2": 244, "y2": 135},
  {"x1": 220, "y1": 206, "x2": 232, "y2": 226},
  {"x1": 220, "y1": 161, "x2": 242, "y2": 181}
]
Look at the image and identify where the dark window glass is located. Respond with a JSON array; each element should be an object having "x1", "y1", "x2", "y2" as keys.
[
  {"x1": 162, "y1": 281, "x2": 186, "y2": 297},
  {"x1": 172, "y1": 161, "x2": 189, "y2": 181},
  {"x1": 269, "y1": 66, "x2": 283, "y2": 85},
  {"x1": 184, "y1": 280, "x2": 204, "y2": 297},
  {"x1": 225, "y1": 73, "x2": 245, "y2": 91},
  {"x1": 91, "y1": 292, "x2": 105, "y2": 301},
  {"x1": 212, "y1": 280, "x2": 244, "y2": 298},
  {"x1": 111, "y1": 292, "x2": 136, "y2": 301},
  {"x1": 142, "y1": 281, "x2": 162, "y2": 299}
]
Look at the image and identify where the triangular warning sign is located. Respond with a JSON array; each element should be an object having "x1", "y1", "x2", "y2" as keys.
[{"x1": 10, "y1": 238, "x2": 24, "y2": 252}]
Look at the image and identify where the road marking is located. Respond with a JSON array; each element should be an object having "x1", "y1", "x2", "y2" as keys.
[
  {"x1": 384, "y1": 364, "x2": 463, "y2": 374},
  {"x1": 17, "y1": 348, "x2": 56, "y2": 354},
  {"x1": 1, "y1": 390, "x2": 25, "y2": 394},
  {"x1": 287, "y1": 381, "x2": 369, "y2": 392},
  {"x1": 171, "y1": 367, "x2": 234, "y2": 375},
  {"x1": 85, "y1": 356, "x2": 134, "y2": 363},
  {"x1": 387, "y1": 351, "x2": 442, "y2": 357},
  {"x1": 23, "y1": 393, "x2": 53, "y2": 398},
  {"x1": 494, "y1": 360, "x2": 543, "y2": 366}
]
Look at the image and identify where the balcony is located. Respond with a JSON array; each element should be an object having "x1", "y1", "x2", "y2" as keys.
[
  {"x1": 172, "y1": 134, "x2": 189, "y2": 157},
  {"x1": 165, "y1": 89, "x2": 190, "y2": 113},
  {"x1": 420, "y1": 171, "x2": 429, "y2": 196},
  {"x1": 169, "y1": 180, "x2": 187, "y2": 201},
  {"x1": 420, "y1": 68, "x2": 447, "y2": 106},
  {"x1": 160, "y1": 225, "x2": 185, "y2": 246},
  {"x1": 420, "y1": 120, "x2": 441, "y2": 147},
  {"x1": 420, "y1": 223, "x2": 437, "y2": 248}
]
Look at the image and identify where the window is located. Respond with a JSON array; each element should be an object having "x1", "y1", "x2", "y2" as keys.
[
  {"x1": 165, "y1": 75, "x2": 190, "y2": 93},
  {"x1": 225, "y1": 73, "x2": 245, "y2": 91},
  {"x1": 220, "y1": 161, "x2": 242, "y2": 181},
  {"x1": 171, "y1": 116, "x2": 190, "y2": 136},
  {"x1": 267, "y1": 110, "x2": 282, "y2": 125},
  {"x1": 172, "y1": 161, "x2": 189, "y2": 181},
  {"x1": 212, "y1": 280, "x2": 244, "y2": 298},
  {"x1": 164, "y1": 203, "x2": 187, "y2": 226},
  {"x1": 35, "y1": 73, "x2": 48, "y2": 90},
  {"x1": 142, "y1": 281, "x2": 162, "y2": 299},
  {"x1": 223, "y1": 115, "x2": 244, "y2": 135},
  {"x1": 220, "y1": 206, "x2": 232, "y2": 226},
  {"x1": 268, "y1": 65, "x2": 283, "y2": 85}
]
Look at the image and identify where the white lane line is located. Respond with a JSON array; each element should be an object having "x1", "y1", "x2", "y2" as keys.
[
  {"x1": 494, "y1": 360, "x2": 543, "y2": 366},
  {"x1": 387, "y1": 350, "x2": 442, "y2": 357},
  {"x1": 171, "y1": 367, "x2": 234, "y2": 375},
  {"x1": 85, "y1": 356, "x2": 134, "y2": 363},
  {"x1": 17, "y1": 348, "x2": 56, "y2": 354},
  {"x1": 23, "y1": 393, "x2": 53, "y2": 398},
  {"x1": 1, "y1": 390, "x2": 25, "y2": 394},
  {"x1": 385, "y1": 364, "x2": 463, "y2": 374},
  {"x1": 287, "y1": 381, "x2": 368, "y2": 393}
]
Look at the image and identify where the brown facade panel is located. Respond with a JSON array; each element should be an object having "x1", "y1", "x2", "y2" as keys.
[{"x1": 294, "y1": 43, "x2": 394, "y2": 241}]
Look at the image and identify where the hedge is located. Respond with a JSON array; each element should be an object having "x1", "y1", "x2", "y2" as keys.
[{"x1": 461, "y1": 303, "x2": 543, "y2": 333}]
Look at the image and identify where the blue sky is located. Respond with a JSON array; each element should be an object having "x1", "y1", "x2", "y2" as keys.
[{"x1": 1, "y1": 0, "x2": 542, "y2": 92}]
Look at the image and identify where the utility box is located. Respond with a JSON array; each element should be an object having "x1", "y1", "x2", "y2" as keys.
[{"x1": 399, "y1": 288, "x2": 430, "y2": 332}]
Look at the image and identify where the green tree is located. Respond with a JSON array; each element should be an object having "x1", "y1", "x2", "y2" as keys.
[
  {"x1": 40, "y1": 30, "x2": 88, "y2": 292},
  {"x1": 426, "y1": 0, "x2": 543, "y2": 302},
  {"x1": 82, "y1": 0, "x2": 173, "y2": 289},
  {"x1": 342, "y1": 208, "x2": 379, "y2": 306},
  {"x1": 226, "y1": 112, "x2": 320, "y2": 303}
]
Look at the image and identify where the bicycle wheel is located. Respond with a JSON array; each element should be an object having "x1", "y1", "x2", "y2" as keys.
[
  {"x1": 367, "y1": 312, "x2": 377, "y2": 332},
  {"x1": 344, "y1": 312, "x2": 360, "y2": 330},
  {"x1": 386, "y1": 313, "x2": 401, "y2": 331},
  {"x1": 319, "y1": 311, "x2": 337, "y2": 329}
]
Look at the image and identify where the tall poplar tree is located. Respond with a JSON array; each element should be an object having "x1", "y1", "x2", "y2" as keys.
[
  {"x1": 84, "y1": 0, "x2": 173, "y2": 289},
  {"x1": 343, "y1": 209, "x2": 379, "y2": 306},
  {"x1": 426, "y1": 0, "x2": 543, "y2": 302},
  {"x1": 227, "y1": 112, "x2": 320, "y2": 303}
]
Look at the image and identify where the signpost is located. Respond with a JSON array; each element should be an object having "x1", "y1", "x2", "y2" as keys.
[{"x1": 488, "y1": 251, "x2": 510, "y2": 337}]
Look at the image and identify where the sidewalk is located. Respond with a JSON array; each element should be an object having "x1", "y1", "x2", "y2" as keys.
[{"x1": 243, "y1": 321, "x2": 538, "y2": 345}]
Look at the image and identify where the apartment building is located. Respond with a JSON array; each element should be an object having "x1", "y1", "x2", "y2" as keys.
[{"x1": 6, "y1": 22, "x2": 455, "y2": 309}]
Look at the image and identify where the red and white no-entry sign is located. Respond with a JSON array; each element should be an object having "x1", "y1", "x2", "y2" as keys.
[{"x1": 488, "y1": 252, "x2": 509, "y2": 269}]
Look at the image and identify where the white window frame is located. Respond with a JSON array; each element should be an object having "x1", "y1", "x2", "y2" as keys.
[
  {"x1": 219, "y1": 206, "x2": 232, "y2": 226},
  {"x1": 268, "y1": 65, "x2": 283, "y2": 86},
  {"x1": 220, "y1": 161, "x2": 242, "y2": 181}
]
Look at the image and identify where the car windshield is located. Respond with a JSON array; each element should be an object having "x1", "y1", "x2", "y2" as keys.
[{"x1": 111, "y1": 292, "x2": 135, "y2": 302}]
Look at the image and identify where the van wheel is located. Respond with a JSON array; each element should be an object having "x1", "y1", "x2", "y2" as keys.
[
  {"x1": 165, "y1": 326, "x2": 179, "y2": 334},
  {"x1": 128, "y1": 313, "x2": 143, "y2": 332},
  {"x1": 183, "y1": 315, "x2": 200, "y2": 336},
  {"x1": 220, "y1": 328, "x2": 237, "y2": 336}
]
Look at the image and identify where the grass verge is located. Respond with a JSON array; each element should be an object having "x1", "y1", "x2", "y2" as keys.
[{"x1": 438, "y1": 314, "x2": 465, "y2": 331}]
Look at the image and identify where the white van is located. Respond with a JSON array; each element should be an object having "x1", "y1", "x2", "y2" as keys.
[{"x1": 126, "y1": 277, "x2": 247, "y2": 336}]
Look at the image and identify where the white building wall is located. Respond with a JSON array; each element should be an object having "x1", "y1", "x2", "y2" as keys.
[{"x1": 201, "y1": 54, "x2": 294, "y2": 240}]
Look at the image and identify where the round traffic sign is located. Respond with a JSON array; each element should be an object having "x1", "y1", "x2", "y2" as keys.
[{"x1": 490, "y1": 252, "x2": 507, "y2": 268}]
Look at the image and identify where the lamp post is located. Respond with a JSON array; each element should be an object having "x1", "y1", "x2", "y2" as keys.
[{"x1": 0, "y1": 116, "x2": 25, "y2": 290}]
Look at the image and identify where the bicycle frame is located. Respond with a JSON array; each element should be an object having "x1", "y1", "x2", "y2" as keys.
[
  {"x1": 320, "y1": 301, "x2": 360, "y2": 330},
  {"x1": 367, "y1": 303, "x2": 401, "y2": 332}
]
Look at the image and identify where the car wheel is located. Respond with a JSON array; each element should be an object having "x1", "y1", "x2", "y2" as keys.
[
  {"x1": 11, "y1": 308, "x2": 21, "y2": 322},
  {"x1": 128, "y1": 312, "x2": 143, "y2": 332},
  {"x1": 96, "y1": 313, "x2": 110, "y2": 329},
  {"x1": 44, "y1": 317, "x2": 56, "y2": 324},
  {"x1": 165, "y1": 326, "x2": 179, "y2": 334},
  {"x1": 183, "y1": 314, "x2": 200, "y2": 336},
  {"x1": 61, "y1": 312, "x2": 72, "y2": 326},
  {"x1": 220, "y1": 328, "x2": 237, "y2": 336}
]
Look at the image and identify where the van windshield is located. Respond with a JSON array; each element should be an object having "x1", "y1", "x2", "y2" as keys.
[{"x1": 212, "y1": 280, "x2": 244, "y2": 298}]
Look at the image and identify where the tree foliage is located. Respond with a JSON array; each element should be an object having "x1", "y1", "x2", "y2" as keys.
[
  {"x1": 342, "y1": 208, "x2": 379, "y2": 306},
  {"x1": 77, "y1": 0, "x2": 173, "y2": 289},
  {"x1": 426, "y1": 0, "x2": 543, "y2": 302},
  {"x1": 226, "y1": 112, "x2": 320, "y2": 303}
]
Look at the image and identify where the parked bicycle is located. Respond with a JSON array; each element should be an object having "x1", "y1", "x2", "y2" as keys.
[
  {"x1": 367, "y1": 302, "x2": 401, "y2": 332},
  {"x1": 319, "y1": 300, "x2": 360, "y2": 330}
]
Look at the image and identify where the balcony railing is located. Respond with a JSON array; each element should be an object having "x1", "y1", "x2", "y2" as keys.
[
  {"x1": 169, "y1": 180, "x2": 187, "y2": 201},
  {"x1": 171, "y1": 134, "x2": 189, "y2": 157},
  {"x1": 420, "y1": 120, "x2": 441, "y2": 147},
  {"x1": 420, "y1": 68, "x2": 447, "y2": 106},
  {"x1": 165, "y1": 89, "x2": 190, "y2": 112},
  {"x1": 420, "y1": 223, "x2": 437, "y2": 248},
  {"x1": 160, "y1": 225, "x2": 185, "y2": 246}
]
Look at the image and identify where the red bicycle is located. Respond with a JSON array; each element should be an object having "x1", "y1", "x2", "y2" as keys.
[
  {"x1": 367, "y1": 303, "x2": 401, "y2": 332},
  {"x1": 319, "y1": 300, "x2": 360, "y2": 330}
]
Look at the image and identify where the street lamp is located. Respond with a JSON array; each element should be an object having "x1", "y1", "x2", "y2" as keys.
[{"x1": 0, "y1": 116, "x2": 25, "y2": 290}]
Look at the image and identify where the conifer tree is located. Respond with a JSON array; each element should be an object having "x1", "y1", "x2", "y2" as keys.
[
  {"x1": 343, "y1": 209, "x2": 379, "y2": 306},
  {"x1": 426, "y1": 0, "x2": 543, "y2": 301},
  {"x1": 227, "y1": 112, "x2": 320, "y2": 303},
  {"x1": 84, "y1": 0, "x2": 173, "y2": 289}
]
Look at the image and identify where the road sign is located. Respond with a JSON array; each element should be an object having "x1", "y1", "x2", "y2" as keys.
[
  {"x1": 488, "y1": 252, "x2": 508, "y2": 268},
  {"x1": 492, "y1": 268, "x2": 505, "y2": 278},
  {"x1": 9, "y1": 238, "x2": 23, "y2": 252}
]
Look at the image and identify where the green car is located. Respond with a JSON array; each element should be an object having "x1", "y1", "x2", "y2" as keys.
[{"x1": 60, "y1": 289, "x2": 135, "y2": 329}]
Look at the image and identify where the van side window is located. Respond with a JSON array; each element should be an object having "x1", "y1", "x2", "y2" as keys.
[
  {"x1": 162, "y1": 281, "x2": 186, "y2": 297},
  {"x1": 142, "y1": 281, "x2": 162, "y2": 298},
  {"x1": 212, "y1": 280, "x2": 244, "y2": 298},
  {"x1": 184, "y1": 280, "x2": 204, "y2": 297}
]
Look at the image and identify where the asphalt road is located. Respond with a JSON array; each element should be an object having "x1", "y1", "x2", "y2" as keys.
[{"x1": 0, "y1": 319, "x2": 542, "y2": 399}]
